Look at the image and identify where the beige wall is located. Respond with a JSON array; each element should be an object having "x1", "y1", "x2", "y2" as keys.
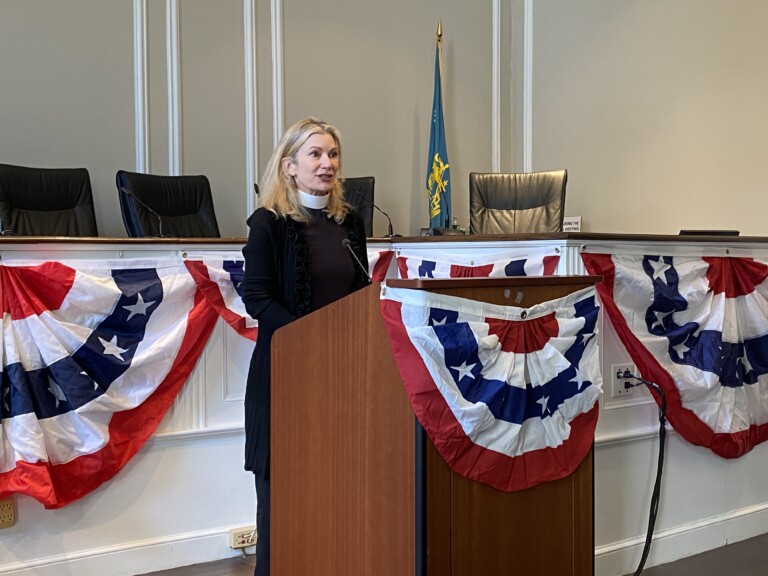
[
  {"x1": 1, "y1": 0, "x2": 508, "y2": 238},
  {"x1": 268, "y1": 0, "x2": 505, "y2": 235},
  {"x1": 533, "y1": 0, "x2": 768, "y2": 234},
  {"x1": 0, "y1": 0, "x2": 135, "y2": 237},
  {"x1": 3, "y1": 2, "x2": 767, "y2": 237}
]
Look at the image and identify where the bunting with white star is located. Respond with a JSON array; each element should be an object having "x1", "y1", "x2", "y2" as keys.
[
  {"x1": 582, "y1": 252, "x2": 768, "y2": 459},
  {"x1": 0, "y1": 259, "x2": 220, "y2": 508},
  {"x1": 379, "y1": 284, "x2": 602, "y2": 491}
]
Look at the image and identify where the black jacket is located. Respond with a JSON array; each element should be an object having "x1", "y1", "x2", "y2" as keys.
[{"x1": 241, "y1": 207, "x2": 369, "y2": 476}]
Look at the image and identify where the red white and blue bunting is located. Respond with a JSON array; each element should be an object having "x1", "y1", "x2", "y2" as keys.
[
  {"x1": 367, "y1": 248, "x2": 395, "y2": 282},
  {"x1": 0, "y1": 256, "x2": 246, "y2": 508},
  {"x1": 186, "y1": 258, "x2": 258, "y2": 340},
  {"x1": 0, "y1": 244, "x2": 568, "y2": 508},
  {"x1": 396, "y1": 246, "x2": 559, "y2": 279},
  {"x1": 380, "y1": 284, "x2": 601, "y2": 491},
  {"x1": 582, "y1": 252, "x2": 768, "y2": 458}
]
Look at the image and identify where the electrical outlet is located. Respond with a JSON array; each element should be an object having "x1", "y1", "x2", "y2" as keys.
[
  {"x1": 229, "y1": 526, "x2": 256, "y2": 549},
  {"x1": 611, "y1": 363, "x2": 637, "y2": 399},
  {"x1": 0, "y1": 497, "x2": 16, "y2": 528}
]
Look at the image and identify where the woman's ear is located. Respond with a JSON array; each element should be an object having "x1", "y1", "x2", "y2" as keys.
[{"x1": 282, "y1": 157, "x2": 296, "y2": 177}]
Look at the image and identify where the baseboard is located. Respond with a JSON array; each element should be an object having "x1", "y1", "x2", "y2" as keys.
[
  {"x1": 3, "y1": 499, "x2": 765, "y2": 575},
  {"x1": 596, "y1": 502, "x2": 768, "y2": 575},
  {"x1": 0, "y1": 527, "x2": 254, "y2": 576}
]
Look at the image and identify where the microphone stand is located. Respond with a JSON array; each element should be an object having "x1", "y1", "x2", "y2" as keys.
[
  {"x1": 120, "y1": 188, "x2": 173, "y2": 238},
  {"x1": 352, "y1": 189, "x2": 399, "y2": 237},
  {"x1": 341, "y1": 239, "x2": 371, "y2": 283}
]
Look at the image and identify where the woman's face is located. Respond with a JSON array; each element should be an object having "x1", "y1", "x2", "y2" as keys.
[{"x1": 283, "y1": 133, "x2": 340, "y2": 196}]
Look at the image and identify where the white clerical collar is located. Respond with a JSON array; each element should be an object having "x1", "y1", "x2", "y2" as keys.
[{"x1": 298, "y1": 190, "x2": 329, "y2": 209}]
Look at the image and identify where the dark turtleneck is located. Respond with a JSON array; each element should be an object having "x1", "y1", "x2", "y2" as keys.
[{"x1": 303, "y1": 208, "x2": 355, "y2": 310}]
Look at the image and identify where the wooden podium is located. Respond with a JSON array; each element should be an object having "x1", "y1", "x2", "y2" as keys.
[{"x1": 271, "y1": 277, "x2": 599, "y2": 576}]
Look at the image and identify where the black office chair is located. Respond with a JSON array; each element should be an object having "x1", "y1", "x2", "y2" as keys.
[
  {"x1": 116, "y1": 170, "x2": 221, "y2": 238},
  {"x1": 469, "y1": 170, "x2": 567, "y2": 235},
  {"x1": 342, "y1": 176, "x2": 375, "y2": 237},
  {"x1": 0, "y1": 163, "x2": 98, "y2": 237}
]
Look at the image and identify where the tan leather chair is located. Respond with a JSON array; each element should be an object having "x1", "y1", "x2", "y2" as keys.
[{"x1": 469, "y1": 170, "x2": 567, "y2": 235}]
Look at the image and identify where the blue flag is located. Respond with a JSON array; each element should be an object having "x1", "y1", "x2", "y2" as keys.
[{"x1": 425, "y1": 34, "x2": 451, "y2": 229}]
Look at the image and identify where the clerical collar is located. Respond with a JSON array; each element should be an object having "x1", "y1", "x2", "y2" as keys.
[{"x1": 298, "y1": 190, "x2": 329, "y2": 209}]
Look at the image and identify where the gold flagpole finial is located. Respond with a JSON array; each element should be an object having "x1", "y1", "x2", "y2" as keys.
[{"x1": 436, "y1": 20, "x2": 442, "y2": 40}]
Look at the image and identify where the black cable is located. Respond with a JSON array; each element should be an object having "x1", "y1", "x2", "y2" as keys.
[{"x1": 621, "y1": 371, "x2": 667, "y2": 576}]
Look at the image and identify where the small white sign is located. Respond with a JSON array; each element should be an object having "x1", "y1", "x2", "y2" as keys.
[{"x1": 563, "y1": 216, "x2": 581, "y2": 232}]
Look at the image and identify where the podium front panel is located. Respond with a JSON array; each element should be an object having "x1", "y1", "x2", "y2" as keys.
[{"x1": 271, "y1": 285, "x2": 415, "y2": 576}]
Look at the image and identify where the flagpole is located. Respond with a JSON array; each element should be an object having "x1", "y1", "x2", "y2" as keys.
[
  {"x1": 426, "y1": 19, "x2": 451, "y2": 231},
  {"x1": 437, "y1": 20, "x2": 443, "y2": 79}
]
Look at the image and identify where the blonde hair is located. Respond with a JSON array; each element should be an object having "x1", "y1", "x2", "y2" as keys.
[{"x1": 259, "y1": 117, "x2": 350, "y2": 223}]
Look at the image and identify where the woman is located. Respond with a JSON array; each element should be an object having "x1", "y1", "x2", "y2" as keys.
[{"x1": 241, "y1": 117, "x2": 370, "y2": 576}]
